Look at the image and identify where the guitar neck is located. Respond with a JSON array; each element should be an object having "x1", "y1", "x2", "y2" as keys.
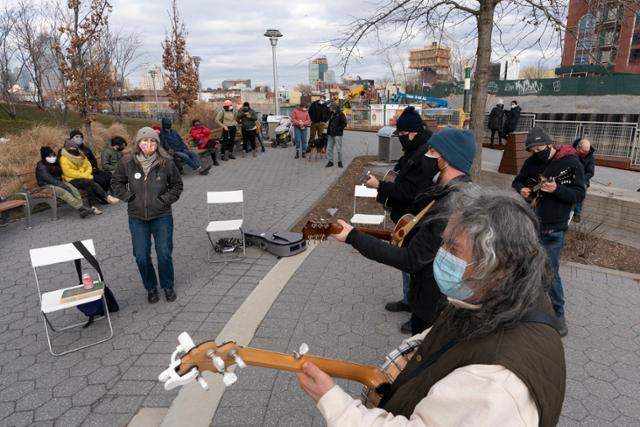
[{"x1": 237, "y1": 347, "x2": 390, "y2": 390}]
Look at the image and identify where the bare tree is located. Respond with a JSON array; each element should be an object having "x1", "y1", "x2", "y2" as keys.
[
  {"x1": 0, "y1": 6, "x2": 20, "y2": 119},
  {"x1": 294, "y1": 84, "x2": 313, "y2": 94},
  {"x1": 104, "y1": 28, "x2": 143, "y2": 115},
  {"x1": 53, "y1": 0, "x2": 113, "y2": 146},
  {"x1": 162, "y1": 0, "x2": 198, "y2": 124},
  {"x1": 333, "y1": 0, "x2": 568, "y2": 178}
]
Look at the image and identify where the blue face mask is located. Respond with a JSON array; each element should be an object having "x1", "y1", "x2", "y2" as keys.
[
  {"x1": 433, "y1": 247, "x2": 474, "y2": 301},
  {"x1": 75, "y1": 138, "x2": 84, "y2": 146}
]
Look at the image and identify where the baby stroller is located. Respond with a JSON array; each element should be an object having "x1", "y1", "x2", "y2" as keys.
[{"x1": 273, "y1": 117, "x2": 293, "y2": 147}]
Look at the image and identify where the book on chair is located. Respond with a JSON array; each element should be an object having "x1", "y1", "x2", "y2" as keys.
[{"x1": 60, "y1": 282, "x2": 105, "y2": 304}]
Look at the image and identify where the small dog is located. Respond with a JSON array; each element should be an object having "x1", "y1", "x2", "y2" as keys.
[{"x1": 307, "y1": 135, "x2": 328, "y2": 161}]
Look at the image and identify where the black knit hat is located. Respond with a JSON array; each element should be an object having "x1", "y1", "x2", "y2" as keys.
[
  {"x1": 40, "y1": 146, "x2": 55, "y2": 162},
  {"x1": 525, "y1": 127, "x2": 553, "y2": 151},
  {"x1": 396, "y1": 106, "x2": 424, "y2": 133},
  {"x1": 69, "y1": 129, "x2": 83, "y2": 139}
]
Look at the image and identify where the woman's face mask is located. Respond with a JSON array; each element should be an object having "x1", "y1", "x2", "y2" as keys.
[
  {"x1": 433, "y1": 247, "x2": 474, "y2": 301},
  {"x1": 45, "y1": 156, "x2": 57, "y2": 164},
  {"x1": 139, "y1": 139, "x2": 158, "y2": 156}
]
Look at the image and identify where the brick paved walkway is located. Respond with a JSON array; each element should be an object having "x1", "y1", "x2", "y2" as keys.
[
  {"x1": 216, "y1": 244, "x2": 640, "y2": 427},
  {"x1": 0, "y1": 136, "x2": 375, "y2": 427}
]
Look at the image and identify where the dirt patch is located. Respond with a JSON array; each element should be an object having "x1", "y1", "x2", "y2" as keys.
[{"x1": 294, "y1": 156, "x2": 640, "y2": 275}]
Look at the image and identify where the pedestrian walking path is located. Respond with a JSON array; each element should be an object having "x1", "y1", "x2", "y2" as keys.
[{"x1": 0, "y1": 137, "x2": 374, "y2": 427}]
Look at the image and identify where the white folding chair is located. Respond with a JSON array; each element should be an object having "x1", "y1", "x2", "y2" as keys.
[
  {"x1": 29, "y1": 239, "x2": 113, "y2": 356},
  {"x1": 350, "y1": 185, "x2": 386, "y2": 227},
  {"x1": 206, "y1": 190, "x2": 245, "y2": 262}
]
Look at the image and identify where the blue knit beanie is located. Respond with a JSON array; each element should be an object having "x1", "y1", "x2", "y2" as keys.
[
  {"x1": 428, "y1": 128, "x2": 476, "y2": 175},
  {"x1": 396, "y1": 106, "x2": 424, "y2": 133}
]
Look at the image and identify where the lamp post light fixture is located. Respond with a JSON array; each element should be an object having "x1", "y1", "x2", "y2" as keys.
[
  {"x1": 148, "y1": 68, "x2": 161, "y2": 119},
  {"x1": 264, "y1": 29, "x2": 283, "y2": 115}
]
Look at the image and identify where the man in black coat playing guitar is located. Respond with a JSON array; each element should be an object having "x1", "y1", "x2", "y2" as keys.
[
  {"x1": 364, "y1": 106, "x2": 439, "y2": 324},
  {"x1": 512, "y1": 127, "x2": 585, "y2": 337}
]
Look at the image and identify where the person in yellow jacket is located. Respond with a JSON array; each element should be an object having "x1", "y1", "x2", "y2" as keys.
[{"x1": 59, "y1": 140, "x2": 119, "y2": 214}]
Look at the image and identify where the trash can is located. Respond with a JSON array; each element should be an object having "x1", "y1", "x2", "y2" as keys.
[
  {"x1": 377, "y1": 126, "x2": 402, "y2": 162},
  {"x1": 266, "y1": 115, "x2": 288, "y2": 140}
]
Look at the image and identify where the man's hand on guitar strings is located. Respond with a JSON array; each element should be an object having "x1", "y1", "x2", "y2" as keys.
[
  {"x1": 330, "y1": 219, "x2": 353, "y2": 242},
  {"x1": 365, "y1": 175, "x2": 379, "y2": 189},
  {"x1": 520, "y1": 187, "x2": 531, "y2": 199},
  {"x1": 297, "y1": 362, "x2": 336, "y2": 403}
]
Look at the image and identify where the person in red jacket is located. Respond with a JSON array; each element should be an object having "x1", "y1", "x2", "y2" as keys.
[
  {"x1": 291, "y1": 104, "x2": 311, "y2": 159},
  {"x1": 190, "y1": 118, "x2": 219, "y2": 166}
]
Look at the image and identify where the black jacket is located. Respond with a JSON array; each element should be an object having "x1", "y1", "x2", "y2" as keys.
[
  {"x1": 504, "y1": 106, "x2": 521, "y2": 133},
  {"x1": 512, "y1": 146, "x2": 586, "y2": 232},
  {"x1": 111, "y1": 154, "x2": 183, "y2": 220},
  {"x1": 572, "y1": 140, "x2": 595, "y2": 186},
  {"x1": 488, "y1": 105, "x2": 504, "y2": 130},
  {"x1": 377, "y1": 131, "x2": 438, "y2": 223},
  {"x1": 79, "y1": 145, "x2": 99, "y2": 170},
  {"x1": 327, "y1": 111, "x2": 347, "y2": 136},
  {"x1": 308, "y1": 101, "x2": 330, "y2": 123},
  {"x1": 35, "y1": 161, "x2": 72, "y2": 191},
  {"x1": 347, "y1": 176, "x2": 471, "y2": 324}
]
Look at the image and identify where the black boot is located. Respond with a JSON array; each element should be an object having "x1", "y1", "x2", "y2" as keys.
[
  {"x1": 78, "y1": 206, "x2": 92, "y2": 218},
  {"x1": 338, "y1": 161, "x2": 343, "y2": 168},
  {"x1": 212, "y1": 153, "x2": 220, "y2": 166},
  {"x1": 295, "y1": 151, "x2": 300, "y2": 159},
  {"x1": 325, "y1": 161, "x2": 334, "y2": 167},
  {"x1": 147, "y1": 289, "x2": 159, "y2": 304},
  {"x1": 164, "y1": 288, "x2": 176, "y2": 302}
]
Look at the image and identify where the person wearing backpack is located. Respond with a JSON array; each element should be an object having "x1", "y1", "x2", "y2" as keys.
[{"x1": 111, "y1": 127, "x2": 184, "y2": 303}]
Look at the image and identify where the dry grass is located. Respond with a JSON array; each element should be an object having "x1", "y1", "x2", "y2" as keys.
[{"x1": 0, "y1": 123, "x2": 130, "y2": 193}]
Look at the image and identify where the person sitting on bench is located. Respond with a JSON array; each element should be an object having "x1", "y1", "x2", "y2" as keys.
[
  {"x1": 190, "y1": 118, "x2": 219, "y2": 166},
  {"x1": 36, "y1": 146, "x2": 94, "y2": 218},
  {"x1": 159, "y1": 118, "x2": 211, "y2": 175}
]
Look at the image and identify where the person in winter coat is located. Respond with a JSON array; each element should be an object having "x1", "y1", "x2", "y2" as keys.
[
  {"x1": 214, "y1": 100, "x2": 237, "y2": 160},
  {"x1": 325, "y1": 103, "x2": 347, "y2": 168},
  {"x1": 235, "y1": 102, "x2": 259, "y2": 156},
  {"x1": 364, "y1": 106, "x2": 440, "y2": 332},
  {"x1": 346, "y1": 128, "x2": 476, "y2": 335},
  {"x1": 512, "y1": 127, "x2": 586, "y2": 337},
  {"x1": 190, "y1": 118, "x2": 219, "y2": 166},
  {"x1": 291, "y1": 103, "x2": 311, "y2": 159},
  {"x1": 308, "y1": 95, "x2": 330, "y2": 144},
  {"x1": 488, "y1": 100, "x2": 505, "y2": 146},
  {"x1": 297, "y1": 188, "x2": 565, "y2": 427},
  {"x1": 35, "y1": 146, "x2": 93, "y2": 218},
  {"x1": 159, "y1": 117, "x2": 211, "y2": 175},
  {"x1": 59, "y1": 140, "x2": 119, "y2": 213},
  {"x1": 572, "y1": 138, "x2": 595, "y2": 222},
  {"x1": 255, "y1": 120, "x2": 266, "y2": 152},
  {"x1": 69, "y1": 129, "x2": 112, "y2": 192},
  {"x1": 101, "y1": 136, "x2": 127, "y2": 173},
  {"x1": 111, "y1": 127, "x2": 184, "y2": 304},
  {"x1": 503, "y1": 100, "x2": 521, "y2": 136}
]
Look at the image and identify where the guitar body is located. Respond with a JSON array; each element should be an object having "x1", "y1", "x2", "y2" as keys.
[
  {"x1": 390, "y1": 213, "x2": 415, "y2": 246},
  {"x1": 524, "y1": 166, "x2": 576, "y2": 207}
]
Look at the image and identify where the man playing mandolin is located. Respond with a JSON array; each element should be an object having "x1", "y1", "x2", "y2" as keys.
[
  {"x1": 336, "y1": 128, "x2": 476, "y2": 335},
  {"x1": 298, "y1": 188, "x2": 566, "y2": 426},
  {"x1": 512, "y1": 127, "x2": 585, "y2": 337},
  {"x1": 364, "y1": 106, "x2": 439, "y2": 324}
]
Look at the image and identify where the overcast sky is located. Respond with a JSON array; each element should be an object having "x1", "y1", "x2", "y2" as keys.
[{"x1": 110, "y1": 0, "x2": 564, "y2": 89}]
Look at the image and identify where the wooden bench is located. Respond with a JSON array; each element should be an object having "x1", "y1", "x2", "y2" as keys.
[
  {"x1": 0, "y1": 179, "x2": 31, "y2": 228},
  {"x1": 16, "y1": 168, "x2": 58, "y2": 222}
]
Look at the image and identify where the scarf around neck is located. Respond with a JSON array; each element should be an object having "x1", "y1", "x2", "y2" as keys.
[{"x1": 136, "y1": 152, "x2": 158, "y2": 177}]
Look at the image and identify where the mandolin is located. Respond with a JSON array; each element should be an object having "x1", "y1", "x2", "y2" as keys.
[
  {"x1": 525, "y1": 166, "x2": 575, "y2": 206},
  {"x1": 159, "y1": 332, "x2": 419, "y2": 408},
  {"x1": 302, "y1": 200, "x2": 435, "y2": 247}
]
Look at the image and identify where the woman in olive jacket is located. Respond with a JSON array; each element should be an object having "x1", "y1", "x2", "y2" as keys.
[{"x1": 111, "y1": 127, "x2": 184, "y2": 304}]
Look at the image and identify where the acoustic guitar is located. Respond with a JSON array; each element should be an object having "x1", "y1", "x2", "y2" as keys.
[
  {"x1": 364, "y1": 169, "x2": 398, "y2": 209},
  {"x1": 302, "y1": 200, "x2": 435, "y2": 247},
  {"x1": 159, "y1": 332, "x2": 420, "y2": 408}
]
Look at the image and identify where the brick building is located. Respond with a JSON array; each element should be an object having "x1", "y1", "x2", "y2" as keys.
[{"x1": 559, "y1": 0, "x2": 640, "y2": 75}]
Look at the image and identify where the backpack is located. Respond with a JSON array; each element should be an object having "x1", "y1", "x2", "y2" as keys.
[{"x1": 72, "y1": 241, "x2": 119, "y2": 327}]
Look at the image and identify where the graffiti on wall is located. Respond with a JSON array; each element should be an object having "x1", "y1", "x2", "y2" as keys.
[{"x1": 514, "y1": 80, "x2": 544, "y2": 95}]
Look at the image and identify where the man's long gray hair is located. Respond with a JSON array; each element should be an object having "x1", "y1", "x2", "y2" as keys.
[{"x1": 436, "y1": 185, "x2": 552, "y2": 340}]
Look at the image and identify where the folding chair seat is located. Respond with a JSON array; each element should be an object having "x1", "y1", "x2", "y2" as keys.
[
  {"x1": 206, "y1": 190, "x2": 245, "y2": 261},
  {"x1": 350, "y1": 185, "x2": 386, "y2": 227},
  {"x1": 29, "y1": 239, "x2": 113, "y2": 356}
]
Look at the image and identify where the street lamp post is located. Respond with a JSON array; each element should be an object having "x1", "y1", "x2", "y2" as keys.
[
  {"x1": 193, "y1": 56, "x2": 202, "y2": 91},
  {"x1": 148, "y1": 69, "x2": 160, "y2": 119},
  {"x1": 264, "y1": 29, "x2": 282, "y2": 115}
]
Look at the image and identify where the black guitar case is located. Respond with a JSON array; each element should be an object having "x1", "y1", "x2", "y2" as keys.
[{"x1": 244, "y1": 229, "x2": 307, "y2": 257}]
